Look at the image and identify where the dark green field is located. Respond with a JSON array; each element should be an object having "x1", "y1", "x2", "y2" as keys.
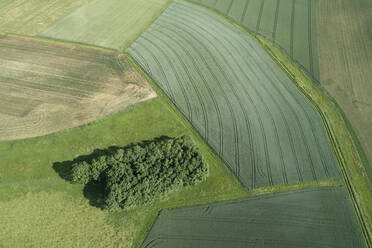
[
  {"x1": 189, "y1": 0, "x2": 319, "y2": 83},
  {"x1": 142, "y1": 187, "x2": 366, "y2": 248},
  {"x1": 127, "y1": 0, "x2": 340, "y2": 189}
]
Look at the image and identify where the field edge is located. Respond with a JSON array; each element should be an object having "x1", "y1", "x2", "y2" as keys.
[{"x1": 255, "y1": 35, "x2": 372, "y2": 247}]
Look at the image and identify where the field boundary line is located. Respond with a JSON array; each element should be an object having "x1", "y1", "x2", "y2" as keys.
[
  {"x1": 2, "y1": 32, "x2": 116, "y2": 53},
  {"x1": 119, "y1": 0, "x2": 175, "y2": 52},
  {"x1": 258, "y1": 38, "x2": 372, "y2": 248}
]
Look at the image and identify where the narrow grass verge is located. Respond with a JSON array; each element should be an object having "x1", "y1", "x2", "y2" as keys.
[{"x1": 255, "y1": 36, "x2": 372, "y2": 247}]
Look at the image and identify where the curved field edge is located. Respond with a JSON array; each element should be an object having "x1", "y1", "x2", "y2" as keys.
[{"x1": 254, "y1": 35, "x2": 372, "y2": 246}]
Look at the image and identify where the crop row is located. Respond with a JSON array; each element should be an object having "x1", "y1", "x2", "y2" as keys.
[{"x1": 127, "y1": 1, "x2": 339, "y2": 188}]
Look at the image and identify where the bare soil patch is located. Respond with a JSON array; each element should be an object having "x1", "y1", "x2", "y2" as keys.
[{"x1": 0, "y1": 36, "x2": 156, "y2": 140}]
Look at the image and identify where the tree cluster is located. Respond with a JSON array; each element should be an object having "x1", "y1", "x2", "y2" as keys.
[{"x1": 71, "y1": 136, "x2": 208, "y2": 209}]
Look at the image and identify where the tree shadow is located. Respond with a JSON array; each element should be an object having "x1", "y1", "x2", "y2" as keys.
[
  {"x1": 83, "y1": 180, "x2": 106, "y2": 209},
  {"x1": 52, "y1": 135, "x2": 172, "y2": 208}
]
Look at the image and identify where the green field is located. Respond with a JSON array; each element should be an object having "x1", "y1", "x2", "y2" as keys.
[
  {"x1": 0, "y1": 35, "x2": 155, "y2": 140},
  {"x1": 142, "y1": 187, "x2": 366, "y2": 247},
  {"x1": 127, "y1": 0, "x2": 340, "y2": 189},
  {"x1": 40, "y1": 0, "x2": 173, "y2": 49},
  {"x1": 0, "y1": 95, "x2": 251, "y2": 247},
  {"x1": 0, "y1": 0, "x2": 91, "y2": 35},
  {"x1": 317, "y1": 0, "x2": 372, "y2": 179},
  {"x1": 189, "y1": 0, "x2": 319, "y2": 83}
]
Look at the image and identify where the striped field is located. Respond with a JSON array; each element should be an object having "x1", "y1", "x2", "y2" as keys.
[
  {"x1": 40, "y1": 0, "x2": 173, "y2": 49},
  {"x1": 189, "y1": 0, "x2": 320, "y2": 83},
  {"x1": 127, "y1": 0, "x2": 340, "y2": 189}
]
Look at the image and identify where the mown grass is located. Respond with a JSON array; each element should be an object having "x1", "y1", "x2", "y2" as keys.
[{"x1": 255, "y1": 35, "x2": 372, "y2": 246}]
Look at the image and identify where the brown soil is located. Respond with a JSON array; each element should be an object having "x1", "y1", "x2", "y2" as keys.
[{"x1": 0, "y1": 35, "x2": 156, "y2": 140}]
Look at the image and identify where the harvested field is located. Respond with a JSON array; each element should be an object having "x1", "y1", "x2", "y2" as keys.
[
  {"x1": 189, "y1": 0, "x2": 320, "y2": 82},
  {"x1": 142, "y1": 187, "x2": 366, "y2": 248},
  {"x1": 40, "y1": 0, "x2": 173, "y2": 49},
  {"x1": 0, "y1": 0, "x2": 92, "y2": 35},
  {"x1": 317, "y1": 0, "x2": 372, "y2": 174},
  {"x1": 0, "y1": 35, "x2": 155, "y2": 140},
  {"x1": 127, "y1": 0, "x2": 340, "y2": 189}
]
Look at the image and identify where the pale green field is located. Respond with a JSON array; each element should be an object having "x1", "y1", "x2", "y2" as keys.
[
  {"x1": 0, "y1": 0, "x2": 92, "y2": 35},
  {"x1": 40, "y1": 0, "x2": 173, "y2": 49}
]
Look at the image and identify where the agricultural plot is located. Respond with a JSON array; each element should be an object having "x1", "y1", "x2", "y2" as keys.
[
  {"x1": 127, "y1": 0, "x2": 340, "y2": 189},
  {"x1": 317, "y1": 0, "x2": 372, "y2": 174},
  {"x1": 142, "y1": 187, "x2": 366, "y2": 248},
  {"x1": 0, "y1": 35, "x2": 155, "y2": 140},
  {"x1": 40, "y1": 0, "x2": 172, "y2": 49},
  {"x1": 190, "y1": 0, "x2": 320, "y2": 83},
  {"x1": 0, "y1": 0, "x2": 92, "y2": 35}
]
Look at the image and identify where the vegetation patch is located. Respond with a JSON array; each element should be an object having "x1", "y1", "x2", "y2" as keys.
[{"x1": 69, "y1": 136, "x2": 208, "y2": 209}]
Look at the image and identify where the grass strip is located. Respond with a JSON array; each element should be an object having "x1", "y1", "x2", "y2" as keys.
[{"x1": 255, "y1": 36, "x2": 372, "y2": 247}]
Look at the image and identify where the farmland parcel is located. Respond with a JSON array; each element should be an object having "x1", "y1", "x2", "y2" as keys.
[
  {"x1": 142, "y1": 187, "x2": 366, "y2": 248},
  {"x1": 317, "y1": 0, "x2": 372, "y2": 177},
  {"x1": 0, "y1": 0, "x2": 92, "y2": 35},
  {"x1": 0, "y1": 35, "x2": 155, "y2": 140},
  {"x1": 189, "y1": 0, "x2": 319, "y2": 83},
  {"x1": 0, "y1": 96, "x2": 248, "y2": 247},
  {"x1": 127, "y1": 0, "x2": 340, "y2": 189},
  {"x1": 40, "y1": 0, "x2": 173, "y2": 49}
]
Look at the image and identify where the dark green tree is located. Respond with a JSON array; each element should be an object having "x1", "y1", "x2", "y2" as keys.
[{"x1": 70, "y1": 136, "x2": 208, "y2": 209}]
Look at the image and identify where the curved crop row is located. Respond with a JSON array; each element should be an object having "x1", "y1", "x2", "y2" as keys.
[
  {"x1": 189, "y1": 0, "x2": 320, "y2": 83},
  {"x1": 126, "y1": 0, "x2": 339, "y2": 188}
]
